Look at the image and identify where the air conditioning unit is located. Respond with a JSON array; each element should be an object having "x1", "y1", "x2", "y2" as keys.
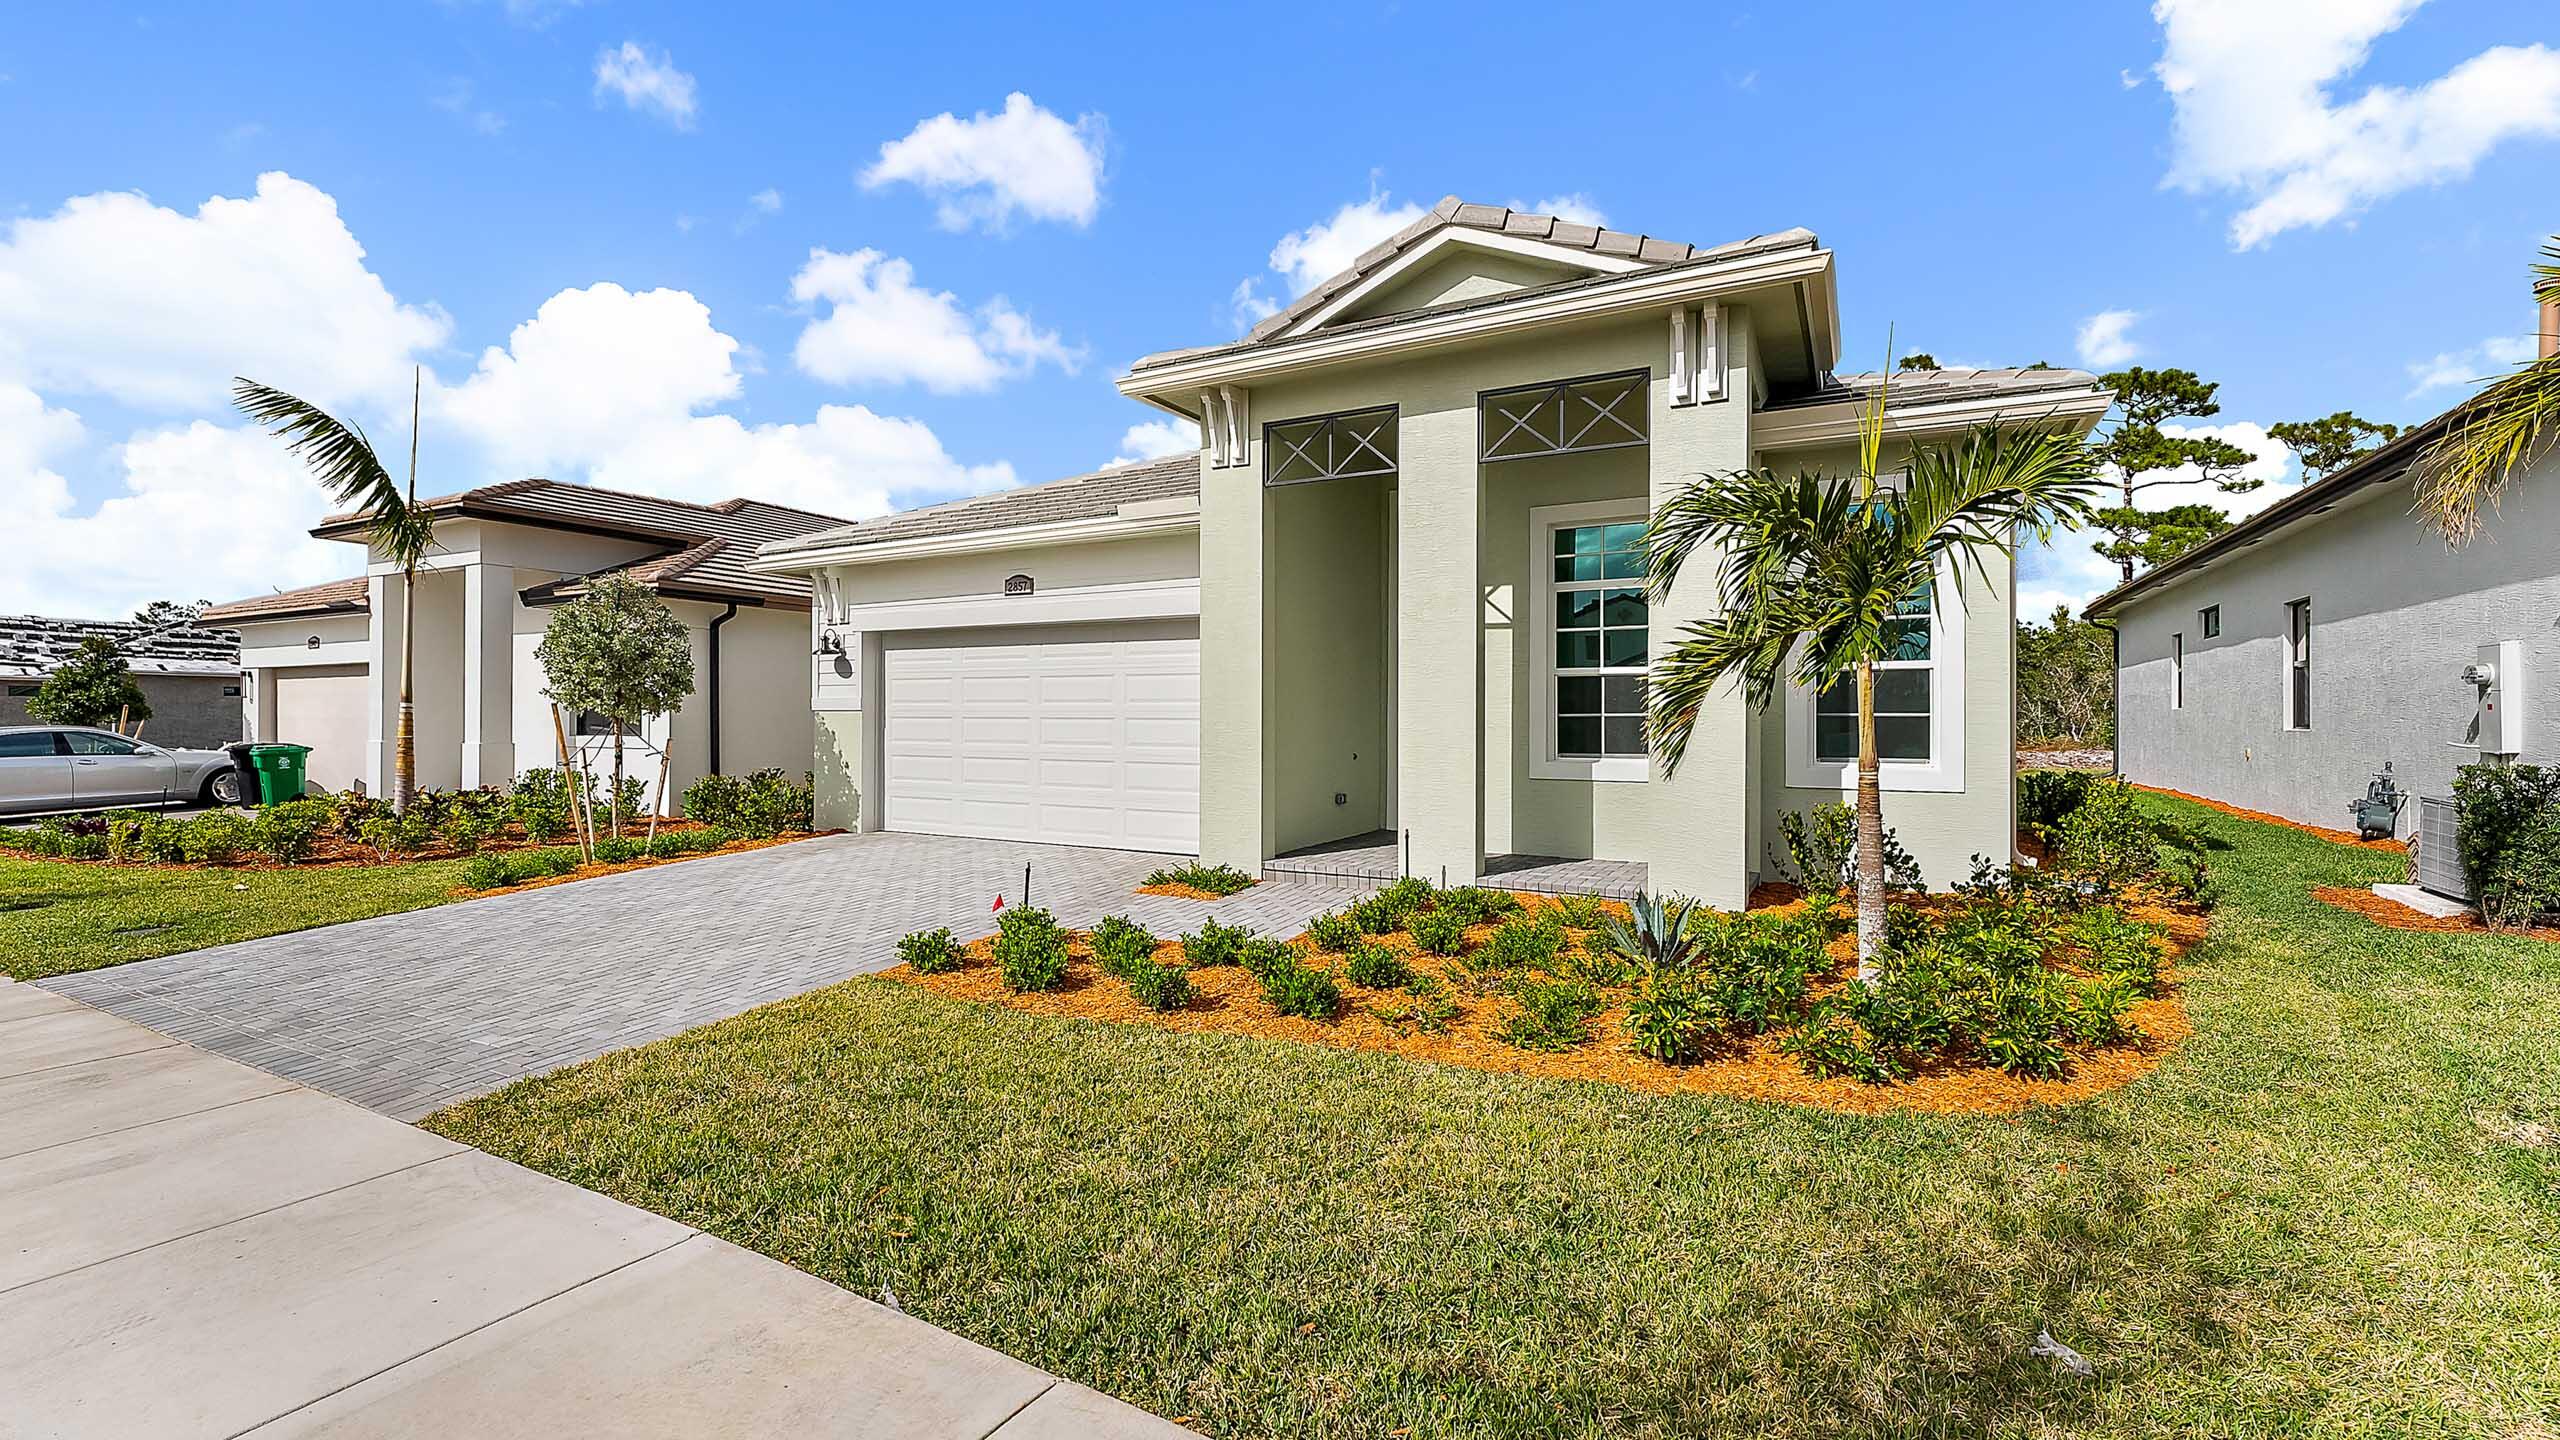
[{"x1": 2415, "y1": 795, "x2": 2470, "y2": 902}]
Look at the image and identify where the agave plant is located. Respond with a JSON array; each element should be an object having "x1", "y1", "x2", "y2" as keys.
[{"x1": 1600, "y1": 891, "x2": 1704, "y2": 970}]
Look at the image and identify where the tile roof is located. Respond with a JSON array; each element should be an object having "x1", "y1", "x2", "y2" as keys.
[
  {"x1": 0, "y1": 614, "x2": 242, "y2": 679},
  {"x1": 311, "y1": 479, "x2": 851, "y2": 608},
  {"x1": 200, "y1": 576, "x2": 372, "y2": 625},
  {"x1": 1762, "y1": 367, "x2": 2110, "y2": 412},
  {"x1": 1129, "y1": 196, "x2": 1818, "y2": 374},
  {"x1": 758, "y1": 452, "x2": 1201, "y2": 559}
]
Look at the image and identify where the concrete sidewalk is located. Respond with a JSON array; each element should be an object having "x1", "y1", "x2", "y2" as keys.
[{"x1": 0, "y1": 979, "x2": 1197, "y2": 1440}]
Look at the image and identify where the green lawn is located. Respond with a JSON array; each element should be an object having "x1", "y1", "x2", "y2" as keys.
[
  {"x1": 426, "y1": 795, "x2": 2560, "y2": 1438},
  {"x1": 0, "y1": 855, "x2": 472, "y2": 979}
]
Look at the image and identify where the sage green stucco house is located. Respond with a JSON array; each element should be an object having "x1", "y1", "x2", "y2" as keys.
[{"x1": 754, "y1": 198, "x2": 2107, "y2": 905}]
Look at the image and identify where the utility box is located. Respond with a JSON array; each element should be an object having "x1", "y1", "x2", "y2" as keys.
[{"x1": 2471, "y1": 640, "x2": 2525, "y2": 757}]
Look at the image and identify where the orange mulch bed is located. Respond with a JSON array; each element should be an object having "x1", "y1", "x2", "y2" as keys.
[
  {"x1": 884, "y1": 890, "x2": 2204, "y2": 1118},
  {"x1": 2130, "y1": 783, "x2": 2405, "y2": 852},
  {"x1": 454, "y1": 831, "x2": 824, "y2": 899},
  {"x1": 1135, "y1": 881, "x2": 1243, "y2": 901},
  {"x1": 2310, "y1": 884, "x2": 2560, "y2": 942}
]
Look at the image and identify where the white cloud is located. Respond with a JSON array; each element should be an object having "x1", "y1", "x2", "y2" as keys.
[
  {"x1": 748, "y1": 188, "x2": 782, "y2": 215},
  {"x1": 1267, "y1": 189, "x2": 1428, "y2": 296},
  {"x1": 788, "y1": 248, "x2": 1078, "y2": 392},
  {"x1": 1106, "y1": 419, "x2": 1197, "y2": 468},
  {"x1": 1526, "y1": 193, "x2": 1609, "y2": 228},
  {"x1": 3, "y1": 408, "x2": 350, "y2": 617},
  {"x1": 2076, "y1": 309, "x2": 2143, "y2": 368},
  {"x1": 1228, "y1": 278, "x2": 1280, "y2": 332},
  {"x1": 0, "y1": 172, "x2": 449, "y2": 413},
  {"x1": 593, "y1": 41, "x2": 698, "y2": 130},
  {"x1": 432, "y1": 77, "x2": 505, "y2": 136},
  {"x1": 2019, "y1": 420, "x2": 2299, "y2": 615},
  {"x1": 2153, "y1": 0, "x2": 2560, "y2": 249},
  {"x1": 430, "y1": 278, "x2": 1011, "y2": 520},
  {"x1": 861, "y1": 93, "x2": 1105, "y2": 231},
  {"x1": 2406, "y1": 333, "x2": 2538, "y2": 395}
]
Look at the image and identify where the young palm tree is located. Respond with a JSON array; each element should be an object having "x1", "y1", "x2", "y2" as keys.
[
  {"x1": 1646, "y1": 401, "x2": 2101, "y2": 969},
  {"x1": 233, "y1": 372, "x2": 437, "y2": 813},
  {"x1": 2414, "y1": 238, "x2": 2560, "y2": 542}
]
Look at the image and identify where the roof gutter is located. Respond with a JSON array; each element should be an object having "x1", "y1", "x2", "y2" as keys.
[{"x1": 749, "y1": 505, "x2": 1200, "y2": 575}]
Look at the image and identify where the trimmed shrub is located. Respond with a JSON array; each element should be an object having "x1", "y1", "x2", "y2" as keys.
[
  {"x1": 357, "y1": 811, "x2": 433, "y2": 862},
  {"x1": 897, "y1": 926, "x2": 964, "y2": 974},
  {"x1": 440, "y1": 808, "x2": 499, "y2": 856},
  {"x1": 1350, "y1": 891, "x2": 1408, "y2": 935},
  {"x1": 593, "y1": 836, "x2": 642, "y2": 864},
  {"x1": 1495, "y1": 977, "x2": 1602, "y2": 1052},
  {"x1": 461, "y1": 853, "x2": 513, "y2": 891},
  {"x1": 1141, "y1": 861, "x2": 1257, "y2": 896},
  {"x1": 253, "y1": 799, "x2": 330, "y2": 864},
  {"x1": 1549, "y1": 892, "x2": 1615, "y2": 929},
  {"x1": 1478, "y1": 912, "x2": 1567, "y2": 972},
  {"x1": 1371, "y1": 976, "x2": 1461, "y2": 1035},
  {"x1": 1779, "y1": 802, "x2": 1922, "y2": 893},
  {"x1": 178, "y1": 812, "x2": 248, "y2": 864},
  {"x1": 681, "y1": 768, "x2": 812, "y2": 838},
  {"x1": 1343, "y1": 942, "x2": 1413, "y2": 990},
  {"x1": 1127, "y1": 961, "x2": 1194, "y2": 1012},
  {"x1": 1436, "y1": 886, "x2": 1518, "y2": 927},
  {"x1": 1408, "y1": 907, "x2": 1466, "y2": 956},
  {"x1": 2069, "y1": 906, "x2": 2167, "y2": 995},
  {"x1": 1258, "y1": 956, "x2": 1342, "y2": 1020},
  {"x1": 1305, "y1": 909, "x2": 1362, "y2": 953},
  {"x1": 2017, "y1": 769, "x2": 2097, "y2": 831},
  {"x1": 994, "y1": 906, "x2": 1070, "y2": 992},
  {"x1": 644, "y1": 825, "x2": 730, "y2": 858},
  {"x1": 527, "y1": 846, "x2": 582, "y2": 878},
  {"x1": 2454, "y1": 762, "x2": 2560, "y2": 928},
  {"x1": 1623, "y1": 964, "x2": 1724, "y2": 1064},
  {"x1": 1778, "y1": 1008, "x2": 1908, "y2": 1083},
  {"x1": 1088, "y1": 914, "x2": 1159, "y2": 979},
  {"x1": 509, "y1": 769, "x2": 579, "y2": 844},
  {"x1": 1181, "y1": 918, "x2": 1252, "y2": 969},
  {"x1": 1237, "y1": 936, "x2": 1297, "y2": 980}
]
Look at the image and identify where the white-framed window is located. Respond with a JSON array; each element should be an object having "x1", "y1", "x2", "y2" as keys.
[
  {"x1": 2171, "y1": 632, "x2": 2184, "y2": 709},
  {"x1": 1784, "y1": 555, "x2": 1966, "y2": 793},
  {"x1": 2284, "y1": 597, "x2": 2311, "y2": 730},
  {"x1": 2199, "y1": 604, "x2": 2220, "y2": 639},
  {"x1": 1528, "y1": 500, "x2": 1650, "y2": 782}
]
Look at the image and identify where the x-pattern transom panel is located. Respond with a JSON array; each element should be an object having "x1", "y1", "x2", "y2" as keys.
[
  {"x1": 1481, "y1": 371, "x2": 1649, "y2": 463},
  {"x1": 1265, "y1": 405, "x2": 1399, "y2": 486}
]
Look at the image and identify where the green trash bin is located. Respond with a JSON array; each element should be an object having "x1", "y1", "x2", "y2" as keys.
[{"x1": 248, "y1": 744, "x2": 313, "y2": 805}]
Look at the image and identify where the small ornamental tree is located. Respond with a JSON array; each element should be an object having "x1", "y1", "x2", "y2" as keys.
[
  {"x1": 27, "y1": 636, "x2": 151, "y2": 729},
  {"x1": 535, "y1": 573, "x2": 696, "y2": 836}
]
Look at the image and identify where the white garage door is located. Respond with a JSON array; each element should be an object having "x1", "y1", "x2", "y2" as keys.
[
  {"x1": 271, "y1": 665, "x2": 369, "y2": 795},
  {"x1": 883, "y1": 627, "x2": 1199, "y2": 853}
]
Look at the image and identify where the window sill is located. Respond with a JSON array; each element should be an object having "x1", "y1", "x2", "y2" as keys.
[
  {"x1": 1784, "y1": 756, "x2": 1965, "y2": 794},
  {"x1": 1531, "y1": 755, "x2": 1650, "y2": 784}
]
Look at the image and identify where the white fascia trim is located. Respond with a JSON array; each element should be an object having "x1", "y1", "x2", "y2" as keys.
[
  {"x1": 832, "y1": 577, "x2": 1200, "y2": 634},
  {"x1": 1280, "y1": 228, "x2": 1648, "y2": 339},
  {"x1": 1119, "y1": 247, "x2": 1833, "y2": 399},
  {"x1": 1755, "y1": 388, "x2": 2111, "y2": 451},
  {"x1": 748, "y1": 507, "x2": 1200, "y2": 575},
  {"x1": 1782, "y1": 554, "x2": 1968, "y2": 794},
  {"x1": 1528, "y1": 499, "x2": 1653, "y2": 784}
]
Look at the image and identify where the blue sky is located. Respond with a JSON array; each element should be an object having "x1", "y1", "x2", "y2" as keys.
[{"x1": 3, "y1": 0, "x2": 2555, "y2": 618}]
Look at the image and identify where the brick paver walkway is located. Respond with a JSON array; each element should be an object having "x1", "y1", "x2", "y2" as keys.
[{"x1": 43, "y1": 834, "x2": 1367, "y2": 1120}]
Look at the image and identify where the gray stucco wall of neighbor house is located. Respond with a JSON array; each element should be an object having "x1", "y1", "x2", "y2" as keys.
[
  {"x1": 2, "y1": 674, "x2": 242, "y2": 749},
  {"x1": 2113, "y1": 453, "x2": 2560, "y2": 840}
]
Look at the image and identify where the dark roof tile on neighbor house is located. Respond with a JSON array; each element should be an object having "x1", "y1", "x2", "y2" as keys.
[
  {"x1": 200, "y1": 576, "x2": 372, "y2": 625},
  {"x1": 758, "y1": 452, "x2": 1201, "y2": 559},
  {"x1": 307, "y1": 478, "x2": 851, "y2": 608},
  {"x1": 0, "y1": 614, "x2": 242, "y2": 679}
]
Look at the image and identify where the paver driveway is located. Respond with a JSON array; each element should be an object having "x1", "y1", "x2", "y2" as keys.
[{"x1": 43, "y1": 833, "x2": 1365, "y2": 1120}]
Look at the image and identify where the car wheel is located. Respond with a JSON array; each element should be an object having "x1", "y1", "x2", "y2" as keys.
[{"x1": 205, "y1": 769, "x2": 242, "y2": 807}]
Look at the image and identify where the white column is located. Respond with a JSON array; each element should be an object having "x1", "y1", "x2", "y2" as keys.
[
  {"x1": 461, "y1": 562, "x2": 516, "y2": 789},
  {"x1": 364, "y1": 572, "x2": 405, "y2": 797},
  {"x1": 248, "y1": 666, "x2": 275, "y2": 745},
  {"x1": 1396, "y1": 403, "x2": 1483, "y2": 887}
]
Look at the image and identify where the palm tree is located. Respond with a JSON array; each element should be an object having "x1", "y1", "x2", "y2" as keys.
[
  {"x1": 233, "y1": 372, "x2": 437, "y2": 813},
  {"x1": 1646, "y1": 393, "x2": 2101, "y2": 969},
  {"x1": 2414, "y1": 238, "x2": 2560, "y2": 542}
]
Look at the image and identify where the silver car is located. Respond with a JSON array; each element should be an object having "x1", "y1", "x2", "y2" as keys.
[{"x1": 0, "y1": 726, "x2": 242, "y2": 816}]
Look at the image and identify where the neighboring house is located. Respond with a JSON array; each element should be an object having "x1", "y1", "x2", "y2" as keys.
[
  {"x1": 754, "y1": 198, "x2": 2108, "y2": 904},
  {"x1": 0, "y1": 615, "x2": 244, "y2": 749},
  {"x1": 2087, "y1": 383, "x2": 2559, "y2": 841},
  {"x1": 203, "y1": 481, "x2": 846, "y2": 804}
]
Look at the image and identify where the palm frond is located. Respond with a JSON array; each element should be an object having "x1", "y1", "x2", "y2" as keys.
[
  {"x1": 2412, "y1": 237, "x2": 2560, "y2": 543},
  {"x1": 231, "y1": 378, "x2": 435, "y2": 563}
]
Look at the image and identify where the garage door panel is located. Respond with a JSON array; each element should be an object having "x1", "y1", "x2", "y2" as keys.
[
  {"x1": 271, "y1": 666, "x2": 368, "y2": 795},
  {"x1": 882, "y1": 631, "x2": 1199, "y2": 854}
]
